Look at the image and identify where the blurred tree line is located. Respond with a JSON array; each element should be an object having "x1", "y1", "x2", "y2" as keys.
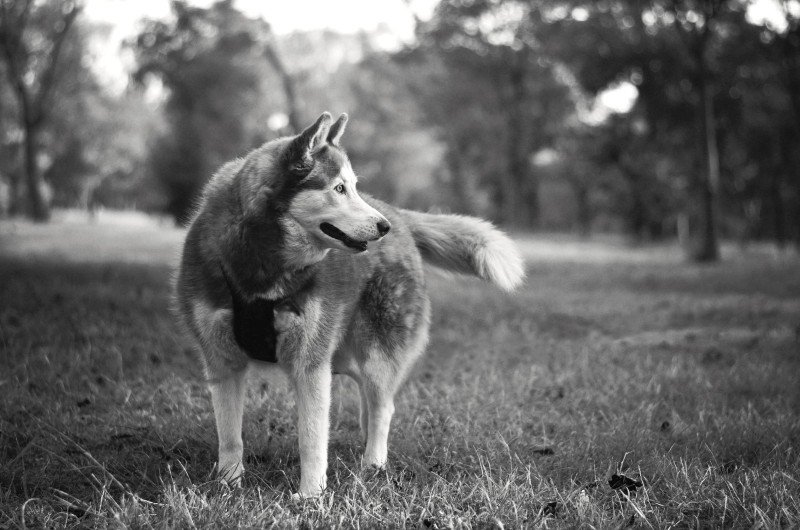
[
  {"x1": 0, "y1": 0, "x2": 162, "y2": 220},
  {"x1": 1, "y1": 0, "x2": 798, "y2": 260}
]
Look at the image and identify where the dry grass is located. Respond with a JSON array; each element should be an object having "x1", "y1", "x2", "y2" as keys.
[{"x1": 1, "y1": 213, "x2": 799, "y2": 528}]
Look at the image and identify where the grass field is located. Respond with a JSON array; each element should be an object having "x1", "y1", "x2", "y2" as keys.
[{"x1": 2, "y1": 212, "x2": 799, "y2": 528}]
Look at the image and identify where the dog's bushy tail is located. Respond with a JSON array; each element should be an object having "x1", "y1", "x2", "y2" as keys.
[{"x1": 400, "y1": 210, "x2": 525, "y2": 291}]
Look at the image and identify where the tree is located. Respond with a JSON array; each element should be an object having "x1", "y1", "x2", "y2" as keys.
[
  {"x1": 263, "y1": 31, "x2": 302, "y2": 134},
  {"x1": 41, "y1": 85, "x2": 163, "y2": 213},
  {"x1": 0, "y1": 0, "x2": 81, "y2": 221},
  {"x1": 706, "y1": 3, "x2": 796, "y2": 247},
  {"x1": 544, "y1": 0, "x2": 766, "y2": 259},
  {"x1": 256, "y1": 29, "x2": 444, "y2": 208},
  {"x1": 0, "y1": 63, "x2": 20, "y2": 215},
  {"x1": 768, "y1": 1, "x2": 800, "y2": 247},
  {"x1": 132, "y1": 0, "x2": 286, "y2": 223},
  {"x1": 402, "y1": 0, "x2": 573, "y2": 226}
]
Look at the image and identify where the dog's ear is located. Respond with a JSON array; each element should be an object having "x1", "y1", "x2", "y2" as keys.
[
  {"x1": 286, "y1": 112, "x2": 332, "y2": 175},
  {"x1": 327, "y1": 113, "x2": 348, "y2": 146}
]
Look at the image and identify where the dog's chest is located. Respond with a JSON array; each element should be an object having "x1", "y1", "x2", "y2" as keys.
[{"x1": 228, "y1": 268, "x2": 314, "y2": 363}]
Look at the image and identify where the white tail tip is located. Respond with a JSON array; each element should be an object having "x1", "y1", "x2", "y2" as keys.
[{"x1": 476, "y1": 230, "x2": 525, "y2": 291}]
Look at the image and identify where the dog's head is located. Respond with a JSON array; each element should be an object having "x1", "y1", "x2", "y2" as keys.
[{"x1": 240, "y1": 112, "x2": 390, "y2": 257}]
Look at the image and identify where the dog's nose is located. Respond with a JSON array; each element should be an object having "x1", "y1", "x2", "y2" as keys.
[{"x1": 377, "y1": 220, "x2": 391, "y2": 236}]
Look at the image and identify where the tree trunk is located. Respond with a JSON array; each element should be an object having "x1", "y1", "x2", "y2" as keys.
[
  {"x1": 445, "y1": 143, "x2": 474, "y2": 214},
  {"x1": 573, "y1": 183, "x2": 591, "y2": 237},
  {"x1": 780, "y1": 27, "x2": 800, "y2": 146},
  {"x1": 690, "y1": 23, "x2": 720, "y2": 263},
  {"x1": 693, "y1": 79, "x2": 720, "y2": 261},
  {"x1": 504, "y1": 50, "x2": 536, "y2": 227},
  {"x1": 769, "y1": 172, "x2": 786, "y2": 249},
  {"x1": 770, "y1": 136, "x2": 787, "y2": 248},
  {"x1": 617, "y1": 158, "x2": 647, "y2": 242},
  {"x1": 6, "y1": 160, "x2": 21, "y2": 216},
  {"x1": 779, "y1": 30, "x2": 800, "y2": 248},
  {"x1": 22, "y1": 117, "x2": 49, "y2": 221},
  {"x1": 264, "y1": 40, "x2": 302, "y2": 134}
]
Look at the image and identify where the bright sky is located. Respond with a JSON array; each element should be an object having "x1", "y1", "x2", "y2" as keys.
[
  {"x1": 84, "y1": 0, "x2": 437, "y2": 92},
  {"x1": 748, "y1": 0, "x2": 800, "y2": 30}
]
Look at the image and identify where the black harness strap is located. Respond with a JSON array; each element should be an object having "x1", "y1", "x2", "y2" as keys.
[
  {"x1": 219, "y1": 263, "x2": 315, "y2": 364},
  {"x1": 220, "y1": 264, "x2": 279, "y2": 363}
]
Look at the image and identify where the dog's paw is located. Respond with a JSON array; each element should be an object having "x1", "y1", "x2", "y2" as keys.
[
  {"x1": 273, "y1": 302, "x2": 302, "y2": 333},
  {"x1": 361, "y1": 452, "x2": 388, "y2": 470},
  {"x1": 291, "y1": 488, "x2": 325, "y2": 503},
  {"x1": 361, "y1": 462, "x2": 387, "y2": 483},
  {"x1": 294, "y1": 474, "x2": 327, "y2": 501},
  {"x1": 362, "y1": 462, "x2": 387, "y2": 483},
  {"x1": 215, "y1": 460, "x2": 244, "y2": 487}
]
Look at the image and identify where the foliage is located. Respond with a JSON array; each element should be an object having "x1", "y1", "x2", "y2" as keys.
[
  {"x1": 330, "y1": 51, "x2": 440, "y2": 208},
  {"x1": 131, "y1": 0, "x2": 279, "y2": 224},
  {"x1": 542, "y1": 0, "x2": 800, "y2": 249},
  {"x1": 399, "y1": 0, "x2": 574, "y2": 225},
  {"x1": 0, "y1": 3, "x2": 161, "y2": 218},
  {"x1": 0, "y1": 0, "x2": 83, "y2": 220}
]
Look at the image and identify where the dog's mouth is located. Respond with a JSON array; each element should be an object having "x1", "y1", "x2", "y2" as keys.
[{"x1": 319, "y1": 222, "x2": 368, "y2": 252}]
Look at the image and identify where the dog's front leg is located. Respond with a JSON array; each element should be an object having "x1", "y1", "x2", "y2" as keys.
[
  {"x1": 191, "y1": 301, "x2": 250, "y2": 485},
  {"x1": 275, "y1": 299, "x2": 335, "y2": 498},
  {"x1": 209, "y1": 368, "x2": 247, "y2": 484},
  {"x1": 290, "y1": 364, "x2": 332, "y2": 498}
]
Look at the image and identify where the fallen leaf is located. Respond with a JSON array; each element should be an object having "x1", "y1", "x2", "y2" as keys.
[
  {"x1": 608, "y1": 473, "x2": 643, "y2": 495},
  {"x1": 540, "y1": 500, "x2": 559, "y2": 517}
]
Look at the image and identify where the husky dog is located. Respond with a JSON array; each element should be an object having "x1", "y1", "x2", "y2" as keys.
[{"x1": 175, "y1": 112, "x2": 524, "y2": 498}]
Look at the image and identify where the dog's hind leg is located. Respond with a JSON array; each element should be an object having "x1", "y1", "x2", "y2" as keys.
[
  {"x1": 358, "y1": 383, "x2": 370, "y2": 446},
  {"x1": 360, "y1": 377, "x2": 396, "y2": 469},
  {"x1": 209, "y1": 368, "x2": 247, "y2": 485},
  {"x1": 358, "y1": 298, "x2": 431, "y2": 469}
]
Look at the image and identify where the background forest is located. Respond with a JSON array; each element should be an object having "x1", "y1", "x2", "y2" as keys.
[{"x1": 2, "y1": 0, "x2": 799, "y2": 261}]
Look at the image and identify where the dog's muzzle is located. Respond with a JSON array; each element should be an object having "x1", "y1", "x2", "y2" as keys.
[{"x1": 320, "y1": 222, "x2": 369, "y2": 252}]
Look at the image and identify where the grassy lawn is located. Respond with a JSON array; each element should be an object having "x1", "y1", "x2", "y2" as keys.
[{"x1": 1, "y1": 213, "x2": 799, "y2": 528}]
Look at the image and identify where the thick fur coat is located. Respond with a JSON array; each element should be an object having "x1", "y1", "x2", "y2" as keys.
[{"x1": 175, "y1": 112, "x2": 524, "y2": 498}]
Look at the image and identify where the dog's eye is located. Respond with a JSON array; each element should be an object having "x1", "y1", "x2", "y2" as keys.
[{"x1": 334, "y1": 184, "x2": 345, "y2": 194}]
